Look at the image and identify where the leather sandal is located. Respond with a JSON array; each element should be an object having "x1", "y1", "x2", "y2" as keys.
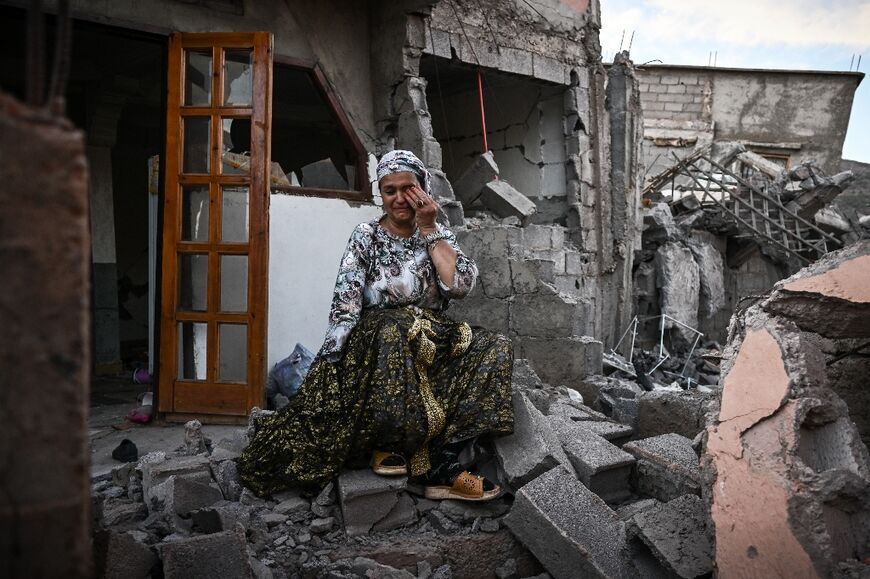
[
  {"x1": 424, "y1": 470, "x2": 501, "y2": 501},
  {"x1": 371, "y1": 450, "x2": 408, "y2": 476}
]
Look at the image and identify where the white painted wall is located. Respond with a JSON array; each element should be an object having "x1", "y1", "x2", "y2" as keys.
[{"x1": 267, "y1": 195, "x2": 381, "y2": 366}]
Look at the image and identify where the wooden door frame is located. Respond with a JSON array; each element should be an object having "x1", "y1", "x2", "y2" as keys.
[{"x1": 158, "y1": 31, "x2": 272, "y2": 423}]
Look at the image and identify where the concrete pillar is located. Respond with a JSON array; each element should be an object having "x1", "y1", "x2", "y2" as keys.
[
  {"x1": 87, "y1": 145, "x2": 122, "y2": 374},
  {"x1": 0, "y1": 91, "x2": 92, "y2": 577}
]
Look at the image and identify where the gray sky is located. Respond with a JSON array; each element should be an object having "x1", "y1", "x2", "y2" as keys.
[{"x1": 600, "y1": 0, "x2": 869, "y2": 163}]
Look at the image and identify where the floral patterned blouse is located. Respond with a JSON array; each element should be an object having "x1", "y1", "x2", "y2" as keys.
[{"x1": 320, "y1": 218, "x2": 478, "y2": 359}]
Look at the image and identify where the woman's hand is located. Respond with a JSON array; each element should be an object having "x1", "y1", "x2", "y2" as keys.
[{"x1": 405, "y1": 185, "x2": 439, "y2": 235}]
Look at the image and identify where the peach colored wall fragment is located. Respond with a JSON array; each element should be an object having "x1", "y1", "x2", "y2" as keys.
[
  {"x1": 783, "y1": 255, "x2": 870, "y2": 303},
  {"x1": 707, "y1": 328, "x2": 819, "y2": 578}
]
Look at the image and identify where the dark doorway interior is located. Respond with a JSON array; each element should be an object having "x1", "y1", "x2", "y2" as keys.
[{"x1": 0, "y1": 7, "x2": 166, "y2": 380}]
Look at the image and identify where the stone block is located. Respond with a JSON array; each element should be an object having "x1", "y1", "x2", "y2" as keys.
[
  {"x1": 140, "y1": 455, "x2": 212, "y2": 504},
  {"x1": 338, "y1": 469, "x2": 408, "y2": 536},
  {"x1": 629, "y1": 495, "x2": 713, "y2": 578},
  {"x1": 494, "y1": 391, "x2": 573, "y2": 489},
  {"x1": 453, "y1": 151, "x2": 499, "y2": 206},
  {"x1": 480, "y1": 180, "x2": 537, "y2": 223},
  {"x1": 637, "y1": 390, "x2": 711, "y2": 440},
  {"x1": 161, "y1": 526, "x2": 253, "y2": 579},
  {"x1": 505, "y1": 467, "x2": 631, "y2": 579},
  {"x1": 548, "y1": 417, "x2": 635, "y2": 503},
  {"x1": 93, "y1": 529, "x2": 157, "y2": 579},
  {"x1": 623, "y1": 434, "x2": 700, "y2": 502},
  {"x1": 517, "y1": 336, "x2": 603, "y2": 387}
]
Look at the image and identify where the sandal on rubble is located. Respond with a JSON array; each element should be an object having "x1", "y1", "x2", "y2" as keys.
[
  {"x1": 371, "y1": 451, "x2": 408, "y2": 476},
  {"x1": 424, "y1": 471, "x2": 501, "y2": 502}
]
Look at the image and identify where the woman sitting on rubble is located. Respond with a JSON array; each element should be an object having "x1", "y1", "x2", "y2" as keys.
[{"x1": 239, "y1": 150, "x2": 514, "y2": 502}]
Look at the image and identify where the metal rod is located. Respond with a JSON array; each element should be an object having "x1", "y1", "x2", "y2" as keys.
[
  {"x1": 477, "y1": 69, "x2": 489, "y2": 153},
  {"x1": 649, "y1": 353, "x2": 670, "y2": 375},
  {"x1": 628, "y1": 318, "x2": 638, "y2": 364},
  {"x1": 47, "y1": 0, "x2": 71, "y2": 111},
  {"x1": 26, "y1": 0, "x2": 45, "y2": 106},
  {"x1": 702, "y1": 154, "x2": 840, "y2": 245},
  {"x1": 701, "y1": 168, "x2": 828, "y2": 256},
  {"x1": 675, "y1": 157, "x2": 813, "y2": 264},
  {"x1": 680, "y1": 332, "x2": 702, "y2": 377}
]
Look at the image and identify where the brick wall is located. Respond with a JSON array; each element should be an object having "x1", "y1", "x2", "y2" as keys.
[{"x1": 637, "y1": 70, "x2": 711, "y2": 122}]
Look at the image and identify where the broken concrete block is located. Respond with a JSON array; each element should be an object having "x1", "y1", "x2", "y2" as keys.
[
  {"x1": 183, "y1": 420, "x2": 207, "y2": 455},
  {"x1": 762, "y1": 241, "x2": 870, "y2": 339},
  {"x1": 161, "y1": 525, "x2": 253, "y2": 579},
  {"x1": 510, "y1": 288, "x2": 585, "y2": 338},
  {"x1": 351, "y1": 556, "x2": 416, "y2": 579},
  {"x1": 494, "y1": 391, "x2": 573, "y2": 489},
  {"x1": 211, "y1": 459, "x2": 242, "y2": 501},
  {"x1": 150, "y1": 475, "x2": 223, "y2": 517},
  {"x1": 100, "y1": 497, "x2": 148, "y2": 528},
  {"x1": 548, "y1": 417, "x2": 635, "y2": 503},
  {"x1": 517, "y1": 335, "x2": 603, "y2": 387},
  {"x1": 655, "y1": 242, "x2": 700, "y2": 336},
  {"x1": 93, "y1": 529, "x2": 157, "y2": 579},
  {"x1": 574, "y1": 420, "x2": 634, "y2": 443},
  {"x1": 274, "y1": 496, "x2": 310, "y2": 515},
  {"x1": 140, "y1": 455, "x2": 212, "y2": 504},
  {"x1": 453, "y1": 151, "x2": 499, "y2": 206},
  {"x1": 630, "y1": 495, "x2": 713, "y2": 579},
  {"x1": 191, "y1": 501, "x2": 252, "y2": 534},
  {"x1": 337, "y1": 469, "x2": 408, "y2": 536},
  {"x1": 480, "y1": 180, "x2": 537, "y2": 224},
  {"x1": 371, "y1": 492, "x2": 417, "y2": 533},
  {"x1": 577, "y1": 375, "x2": 643, "y2": 414},
  {"x1": 624, "y1": 433, "x2": 701, "y2": 502},
  {"x1": 687, "y1": 232, "x2": 726, "y2": 318},
  {"x1": 505, "y1": 466, "x2": 631, "y2": 579},
  {"x1": 642, "y1": 203, "x2": 679, "y2": 246},
  {"x1": 637, "y1": 390, "x2": 712, "y2": 440}
]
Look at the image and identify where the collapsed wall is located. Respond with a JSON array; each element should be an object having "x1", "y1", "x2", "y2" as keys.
[
  {"x1": 703, "y1": 241, "x2": 870, "y2": 577},
  {"x1": 368, "y1": 0, "x2": 642, "y2": 383}
]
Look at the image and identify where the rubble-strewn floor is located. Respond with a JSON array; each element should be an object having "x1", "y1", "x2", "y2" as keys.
[{"x1": 90, "y1": 357, "x2": 717, "y2": 579}]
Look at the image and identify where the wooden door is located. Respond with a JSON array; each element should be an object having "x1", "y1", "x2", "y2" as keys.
[{"x1": 158, "y1": 32, "x2": 272, "y2": 421}]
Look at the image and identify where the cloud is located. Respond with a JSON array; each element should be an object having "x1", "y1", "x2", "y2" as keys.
[{"x1": 602, "y1": 0, "x2": 870, "y2": 51}]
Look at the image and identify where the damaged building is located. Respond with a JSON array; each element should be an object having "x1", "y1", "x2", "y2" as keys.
[{"x1": 2, "y1": 0, "x2": 869, "y2": 578}]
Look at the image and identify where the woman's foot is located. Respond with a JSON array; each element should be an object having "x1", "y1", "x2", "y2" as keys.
[
  {"x1": 371, "y1": 450, "x2": 408, "y2": 476},
  {"x1": 424, "y1": 470, "x2": 501, "y2": 501}
]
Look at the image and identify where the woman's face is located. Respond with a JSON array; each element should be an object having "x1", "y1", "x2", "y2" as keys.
[{"x1": 379, "y1": 171, "x2": 422, "y2": 227}]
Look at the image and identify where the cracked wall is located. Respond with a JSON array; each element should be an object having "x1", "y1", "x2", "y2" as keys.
[{"x1": 703, "y1": 241, "x2": 870, "y2": 577}]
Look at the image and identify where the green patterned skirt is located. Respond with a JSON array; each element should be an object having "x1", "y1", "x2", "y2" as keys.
[{"x1": 238, "y1": 306, "x2": 514, "y2": 496}]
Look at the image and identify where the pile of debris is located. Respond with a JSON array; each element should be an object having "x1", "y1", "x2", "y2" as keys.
[
  {"x1": 635, "y1": 142, "x2": 861, "y2": 357},
  {"x1": 92, "y1": 354, "x2": 717, "y2": 578}
]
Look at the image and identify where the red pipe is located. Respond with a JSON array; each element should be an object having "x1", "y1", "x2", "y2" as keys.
[{"x1": 477, "y1": 69, "x2": 488, "y2": 153}]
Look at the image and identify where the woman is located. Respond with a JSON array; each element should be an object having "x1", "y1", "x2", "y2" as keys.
[{"x1": 238, "y1": 150, "x2": 514, "y2": 501}]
